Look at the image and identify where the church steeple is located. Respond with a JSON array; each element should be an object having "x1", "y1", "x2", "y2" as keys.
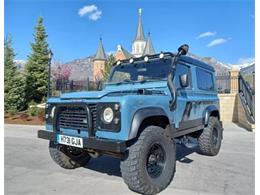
[
  {"x1": 143, "y1": 32, "x2": 155, "y2": 56},
  {"x1": 93, "y1": 37, "x2": 107, "y2": 81},
  {"x1": 134, "y1": 8, "x2": 145, "y2": 41},
  {"x1": 132, "y1": 8, "x2": 147, "y2": 57},
  {"x1": 94, "y1": 37, "x2": 106, "y2": 61}
]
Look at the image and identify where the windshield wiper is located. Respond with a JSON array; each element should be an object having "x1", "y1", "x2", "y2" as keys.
[{"x1": 116, "y1": 79, "x2": 135, "y2": 85}]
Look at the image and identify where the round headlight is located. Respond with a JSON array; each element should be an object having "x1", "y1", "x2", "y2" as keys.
[{"x1": 102, "y1": 107, "x2": 114, "y2": 124}]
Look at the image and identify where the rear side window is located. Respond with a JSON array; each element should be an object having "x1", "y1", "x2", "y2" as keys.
[{"x1": 196, "y1": 68, "x2": 214, "y2": 91}]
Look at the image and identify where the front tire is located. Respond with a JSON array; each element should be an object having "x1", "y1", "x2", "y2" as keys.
[
  {"x1": 49, "y1": 141, "x2": 91, "y2": 169},
  {"x1": 198, "y1": 116, "x2": 223, "y2": 156},
  {"x1": 120, "y1": 126, "x2": 176, "y2": 195}
]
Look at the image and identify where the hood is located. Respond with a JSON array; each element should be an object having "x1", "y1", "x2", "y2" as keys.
[
  {"x1": 60, "y1": 81, "x2": 168, "y2": 100},
  {"x1": 60, "y1": 91, "x2": 109, "y2": 99}
]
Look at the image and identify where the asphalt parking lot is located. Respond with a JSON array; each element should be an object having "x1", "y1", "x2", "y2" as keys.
[{"x1": 5, "y1": 123, "x2": 254, "y2": 195}]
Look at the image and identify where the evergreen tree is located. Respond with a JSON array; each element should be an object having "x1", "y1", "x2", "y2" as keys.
[
  {"x1": 25, "y1": 16, "x2": 50, "y2": 103},
  {"x1": 4, "y1": 34, "x2": 26, "y2": 112},
  {"x1": 103, "y1": 54, "x2": 116, "y2": 81},
  {"x1": 4, "y1": 34, "x2": 16, "y2": 93}
]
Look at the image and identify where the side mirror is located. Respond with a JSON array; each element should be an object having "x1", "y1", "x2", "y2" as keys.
[{"x1": 179, "y1": 74, "x2": 189, "y2": 88}]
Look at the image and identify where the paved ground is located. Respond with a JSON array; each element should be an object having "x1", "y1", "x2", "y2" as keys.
[{"x1": 5, "y1": 123, "x2": 254, "y2": 195}]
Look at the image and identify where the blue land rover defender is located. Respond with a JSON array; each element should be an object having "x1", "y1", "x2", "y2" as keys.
[{"x1": 38, "y1": 45, "x2": 223, "y2": 195}]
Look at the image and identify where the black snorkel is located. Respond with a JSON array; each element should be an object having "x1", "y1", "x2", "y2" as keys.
[{"x1": 167, "y1": 44, "x2": 189, "y2": 111}]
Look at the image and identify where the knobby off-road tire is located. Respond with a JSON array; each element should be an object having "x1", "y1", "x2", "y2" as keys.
[
  {"x1": 120, "y1": 126, "x2": 176, "y2": 195},
  {"x1": 49, "y1": 141, "x2": 91, "y2": 169},
  {"x1": 198, "y1": 116, "x2": 223, "y2": 156}
]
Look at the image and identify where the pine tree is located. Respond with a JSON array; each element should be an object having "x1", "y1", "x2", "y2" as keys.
[
  {"x1": 4, "y1": 34, "x2": 16, "y2": 93},
  {"x1": 4, "y1": 34, "x2": 26, "y2": 112},
  {"x1": 25, "y1": 16, "x2": 49, "y2": 103},
  {"x1": 103, "y1": 54, "x2": 116, "y2": 81}
]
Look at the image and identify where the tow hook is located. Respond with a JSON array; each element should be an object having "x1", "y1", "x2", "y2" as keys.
[{"x1": 86, "y1": 149, "x2": 101, "y2": 158}]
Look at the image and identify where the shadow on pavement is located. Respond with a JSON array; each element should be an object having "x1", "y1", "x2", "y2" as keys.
[{"x1": 84, "y1": 144, "x2": 196, "y2": 177}]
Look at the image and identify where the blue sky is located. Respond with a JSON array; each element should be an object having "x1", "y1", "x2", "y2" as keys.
[{"x1": 5, "y1": 0, "x2": 255, "y2": 64}]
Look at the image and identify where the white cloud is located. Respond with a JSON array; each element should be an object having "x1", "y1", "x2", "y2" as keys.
[
  {"x1": 78, "y1": 5, "x2": 97, "y2": 16},
  {"x1": 207, "y1": 38, "x2": 228, "y2": 47},
  {"x1": 89, "y1": 10, "x2": 102, "y2": 21},
  {"x1": 196, "y1": 31, "x2": 216, "y2": 39},
  {"x1": 78, "y1": 5, "x2": 102, "y2": 21},
  {"x1": 237, "y1": 57, "x2": 255, "y2": 65}
]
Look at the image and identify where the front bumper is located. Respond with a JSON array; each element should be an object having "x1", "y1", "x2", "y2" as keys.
[{"x1": 37, "y1": 130, "x2": 126, "y2": 153}]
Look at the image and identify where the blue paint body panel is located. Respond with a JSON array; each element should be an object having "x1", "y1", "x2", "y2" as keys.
[{"x1": 45, "y1": 55, "x2": 220, "y2": 143}]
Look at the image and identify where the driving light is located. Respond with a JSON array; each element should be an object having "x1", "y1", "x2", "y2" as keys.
[
  {"x1": 159, "y1": 52, "x2": 164, "y2": 59},
  {"x1": 129, "y1": 58, "x2": 134, "y2": 63},
  {"x1": 144, "y1": 56, "x2": 149, "y2": 62},
  {"x1": 102, "y1": 107, "x2": 114, "y2": 124},
  {"x1": 116, "y1": 60, "x2": 121, "y2": 65}
]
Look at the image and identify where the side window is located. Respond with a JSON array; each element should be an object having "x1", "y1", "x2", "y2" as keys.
[
  {"x1": 196, "y1": 68, "x2": 214, "y2": 91},
  {"x1": 175, "y1": 64, "x2": 191, "y2": 88}
]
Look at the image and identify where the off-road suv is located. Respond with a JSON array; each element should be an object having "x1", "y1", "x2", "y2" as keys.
[{"x1": 38, "y1": 44, "x2": 223, "y2": 195}]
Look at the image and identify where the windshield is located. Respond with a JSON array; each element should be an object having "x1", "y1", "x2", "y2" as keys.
[{"x1": 108, "y1": 57, "x2": 172, "y2": 84}]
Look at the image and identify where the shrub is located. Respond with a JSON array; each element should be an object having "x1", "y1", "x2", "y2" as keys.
[
  {"x1": 8, "y1": 107, "x2": 18, "y2": 116},
  {"x1": 28, "y1": 101, "x2": 38, "y2": 117},
  {"x1": 37, "y1": 108, "x2": 45, "y2": 118}
]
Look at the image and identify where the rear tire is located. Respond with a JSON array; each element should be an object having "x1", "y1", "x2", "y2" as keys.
[
  {"x1": 198, "y1": 116, "x2": 223, "y2": 156},
  {"x1": 49, "y1": 141, "x2": 91, "y2": 169},
  {"x1": 120, "y1": 126, "x2": 176, "y2": 195}
]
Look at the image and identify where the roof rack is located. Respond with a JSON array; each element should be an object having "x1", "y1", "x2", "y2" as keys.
[{"x1": 114, "y1": 52, "x2": 175, "y2": 66}]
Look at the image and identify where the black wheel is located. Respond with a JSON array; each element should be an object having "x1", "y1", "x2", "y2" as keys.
[
  {"x1": 198, "y1": 116, "x2": 223, "y2": 156},
  {"x1": 49, "y1": 141, "x2": 91, "y2": 169},
  {"x1": 120, "y1": 126, "x2": 176, "y2": 195}
]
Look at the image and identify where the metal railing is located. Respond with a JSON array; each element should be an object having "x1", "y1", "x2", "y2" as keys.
[
  {"x1": 238, "y1": 74, "x2": 255, "y2": 124},
  {"x1": 215, "y1": 72, "x2": 231, "y2": 93},
  {"x1": 51, "y1": 78, "x2": 104, "y2": 96}
]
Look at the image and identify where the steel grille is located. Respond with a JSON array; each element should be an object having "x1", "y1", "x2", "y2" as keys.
[
  {"x1": 58, "y1": 106, "x2": 88, "y2": 130},
  {"x1": 89, "y1": 104, "x2": 97, "y2": 130}
]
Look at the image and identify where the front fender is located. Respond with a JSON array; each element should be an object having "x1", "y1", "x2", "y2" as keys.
[
  {"x1": 128, "y1": 107, "x2": 169, "y2": 140},
  {"x1": 203, "y1": 105, "x2": 220, "y2": 125}
]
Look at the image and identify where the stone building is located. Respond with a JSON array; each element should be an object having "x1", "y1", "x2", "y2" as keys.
[
  {"x1": 93, "y1": 38, "x2": 107, "y2": 81},
  {"x1": 93, "y1": 8, "x2": 156, "y2": 81},
  {"x1": 115, "y1": 8, "x2": 155, "y2": 60}
]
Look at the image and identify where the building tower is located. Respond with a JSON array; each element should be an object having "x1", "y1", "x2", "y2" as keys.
[
  {"x1": 142, "y1": 32, "x2": 155, "y2": 56},
  {"x1": 93, "y1": 37, "x2": 107, "y2": 81},
  {"x1": 132, "y1": 8, "x2": 146, "y2": 57}
]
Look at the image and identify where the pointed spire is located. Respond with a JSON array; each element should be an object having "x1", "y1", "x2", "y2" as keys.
[
  {"x1": 134, "y1": 8, "x2": 145, "y2": 41},
  {"x1": 94, "y1": 37, "x2": 106, "y2": 61},
  {"x1": 143, "y1": 32, "x2": 155, "y2": 55}
]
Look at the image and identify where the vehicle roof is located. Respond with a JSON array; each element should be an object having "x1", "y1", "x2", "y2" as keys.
[
  {"x1": 179, "y1": 55, "x2": 215, "y2": 72},
  {"x1": 116, "y1": 52, "x2": 215, "y2": 72}
]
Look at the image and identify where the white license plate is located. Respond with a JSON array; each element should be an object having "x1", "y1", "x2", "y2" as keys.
[{"x1": 57, "y1": 135, "x2": 83, "y2": 148}]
